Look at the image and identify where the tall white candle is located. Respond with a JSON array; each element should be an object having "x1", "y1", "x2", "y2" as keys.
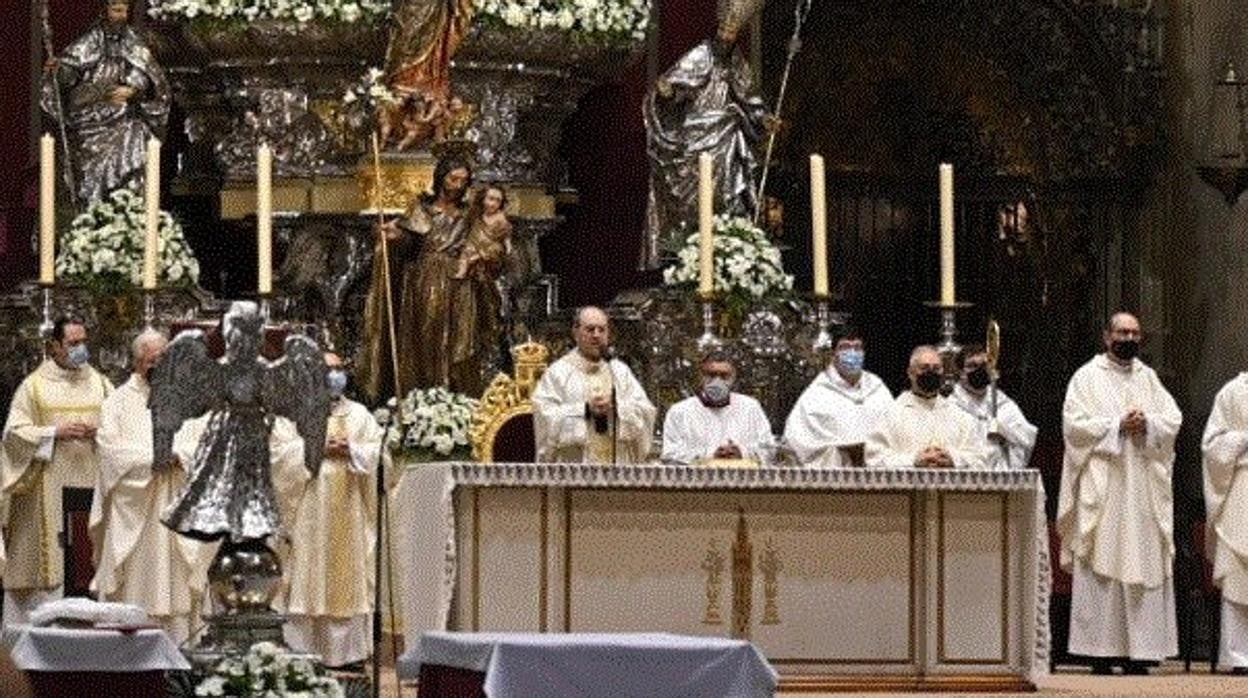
[
  {"x1": 143, "y1": 137, "x2": 161, "y2": 290},
  {"x1": 257, "y1": 143, "x2": 273, "y2": 295},
  {"x1": 39, "y1": 134, "x2": 55, "y2": 285},
  {"x1": 698, "y1": 153, "x2": 714, "y2": 296},
  {"x1": 939, "y1": 163, "x2": 955, "y2": 306},
  {"x1": 810, "y1": 154, "x2": 828, "y2": 296}
]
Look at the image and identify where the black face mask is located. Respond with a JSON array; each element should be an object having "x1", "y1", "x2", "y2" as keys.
[
  {"x1": 915, "y1": 370, "x2": 942, "y2": 396},
  {"x1": 1110, "y1": 339, "x2": 1139, "y2": 362},
  {"x1": 966, "y1": 366, "x2": 992, "y2": 391}
]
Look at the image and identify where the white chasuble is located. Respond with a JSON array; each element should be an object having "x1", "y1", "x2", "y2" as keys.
[
  {"x1": 283, "y1": 397, "x2": 386, "y2": 666},
  {"x1": 864, "y1": 391, "x2": 989, "y2": 469},
  {"x1": 532, "y1": 351, "x2": 657, "y2": 464},
  {"x1": 2, "y1": 360, "x2": 112, "y2": 594},
  {"x1": 783, "y1": 370, "x2": 892, "y2": 468},
  {"x1": 1058, "y1": 354, "x2": 1181, "y2": 660},
  {"x1": 951, "y1": 384, "x2": 1039, "y2": 470},
  {"x1": 660, "y1": 393, "x2": 773, "y2": 464},
  {"x1": 1202, "y1": 373, "x2": 1248, "y2": 669},
  {"x1": 90, "y1": 375, "x2": 207, "y2": 643}
]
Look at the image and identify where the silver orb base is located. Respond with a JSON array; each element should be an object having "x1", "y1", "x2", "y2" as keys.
[{"x1": 207, "y1": 538, "x2": 283, "y2": 614}]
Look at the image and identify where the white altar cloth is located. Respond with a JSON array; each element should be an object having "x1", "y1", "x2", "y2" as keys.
[
  {"x1": 1, "y1": 625, "x2": 190, "y2": 672},
  {"x1": 392, "y1": 463, "x2": 1051, "y2": 687},
  {"x1": 399, "y1": 631, "x2": 778, "y2": 697}
]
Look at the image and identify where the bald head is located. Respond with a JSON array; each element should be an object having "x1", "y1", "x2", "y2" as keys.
[
  {"x1": 1104, "y1": 311, "x2": 1142, "y2": 364},
  {"x1": 572, "y1": 306, "x2": 610, "y2": 361}
]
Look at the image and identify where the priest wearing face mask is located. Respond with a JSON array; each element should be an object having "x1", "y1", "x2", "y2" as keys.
[
  {"x1": 283, "y1": 352, "x2": 388, "y2": 668},
  {"x1": 784, "y1": 332, "x2": 892, "y2": 467},
  {"x1": 951, "y1": 346, "x2": 1037, "y2": 470},
  {"x1": 660, "y1": 351, "x2": 773, "y2": 465},
  {"x1": 864, "y1": 345, "x2": 987, "y2": 470},
  {"x1": 1056, "y1": 312, "x2": 1182, "y2": 674},
  {"x1": 532, "y1": 307, "x2": 657, "y2": 464},
  {"x1": 2, "y1": 316, "x2": 113, "y2": 627}
]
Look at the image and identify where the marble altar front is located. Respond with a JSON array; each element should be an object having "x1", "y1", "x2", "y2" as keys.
[{"x1": 393, "y1": 463, "x2": 1050, "y2": 692}]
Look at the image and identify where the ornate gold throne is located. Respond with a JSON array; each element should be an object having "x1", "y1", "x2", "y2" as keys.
[{"x1": 468, "y1": 341, "x2": 550, "y2": 463}]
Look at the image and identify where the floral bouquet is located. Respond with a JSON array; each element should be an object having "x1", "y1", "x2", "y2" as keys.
[
  {"x1": 387, "y1": 386, "x2": 479, "y2": 462},
  {"x1": 194, "y1": 641, "x2": 343, "y2": 697},
  {"x1": 147, "y1": 0, "x2": 389, "y2": 24},
  {"x1": 662, "y1": 214, "x2": 794, "y2": 321},
  {"x1": 56, "y1": 188, "x2": 200, "y2": 295},
  {"x1": 475, "y1": 0, "x2": 651, "y2": 40}
]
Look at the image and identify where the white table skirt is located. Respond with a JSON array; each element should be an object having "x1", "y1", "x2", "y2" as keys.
[
  {"x1": 400, "y1": 631, "x2": 779, "y2": 698},
  {"x1": 2, "y1": 625, "x2": 190, "y2": 672}
]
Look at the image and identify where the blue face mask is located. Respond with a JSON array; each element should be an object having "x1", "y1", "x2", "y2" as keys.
[
  {"x1": 700, "y1": 377, "x2": 732, "y2": 407},
  {"x1": 326, "y1": 370, "x2": 348, "y2": 397},
  {"x1": 67, "y1": 343, "x2": 90, "y2": 368},
  {"x1": 836, "y1": 348, "x2": 865, "y2": 374}
]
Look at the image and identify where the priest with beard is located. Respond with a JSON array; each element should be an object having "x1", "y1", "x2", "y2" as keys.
[
  {"x1": 532, "y1": 307, "x2": 656, "y2": 464},
  {"x1": 661, "y1": 351, "x2": 773, "y2": 465},
  {"x1": 865, "y1": 346, "x2": 988, "y2": 470}
]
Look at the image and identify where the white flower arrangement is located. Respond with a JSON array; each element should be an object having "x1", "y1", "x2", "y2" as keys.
[
  {"x1": 476, "y1": 0, "x2": 651, "y2": 40},
  {"x1": 56, "y1": 188, "x2": 200, "y2": 294},
  {"x1": 194, "y1": 641, "x2": 343, "y2": 697},
  {"x1": 147, "y1": 0, "x2": 389, "y2": 24},
  {"x1": 389, "y1": 386, "x2": 479, "y2": 460},
  {"x1": 663, "y1": 214, "x2": 794, "y2": 303},
  {"x1": 342, "y1": 66, "x2": 398, "y2": 107}
]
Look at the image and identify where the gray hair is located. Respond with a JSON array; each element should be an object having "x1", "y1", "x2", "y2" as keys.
[
  {"x1": 131, "y1": 328, "x2": 168, "y2": 361},
  {"x1": 909, "y1": 344, "x2": 940, "y2": 368}
]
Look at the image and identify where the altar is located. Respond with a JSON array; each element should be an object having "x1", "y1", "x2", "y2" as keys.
[{"x1": 393, "y1": 463, "x2": 1050, "y2": 692}]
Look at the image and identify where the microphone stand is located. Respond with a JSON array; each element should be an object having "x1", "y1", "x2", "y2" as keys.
[
  {"x1": 371, "y1": 403, "x2": 395, "y2": 698},
  {"x1": 606, "y1": 349, "x2": 619, "y2": 466}
]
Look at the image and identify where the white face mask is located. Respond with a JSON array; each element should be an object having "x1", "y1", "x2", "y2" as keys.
[{"x1": 700, "y1": 377, "x2": 731, "y2": 407}]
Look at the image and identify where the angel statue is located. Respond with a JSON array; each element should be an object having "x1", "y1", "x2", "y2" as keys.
[
  {"x1": 151, "y1": 302, "x2": 330, "y2": 546},
  {"x1": 641, "y1": 0, "x2": 771, "y2": 269}
]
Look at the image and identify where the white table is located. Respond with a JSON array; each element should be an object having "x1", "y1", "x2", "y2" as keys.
[
  {"x1": 400, "y1": 631, "x2": 778, "y2": 698},
  {"x1": 393, "y1": 463, "x2": 1050, "y2": 692},
  {"x1": 2, "y1": 625, "x2": 189, "y2": 672}
]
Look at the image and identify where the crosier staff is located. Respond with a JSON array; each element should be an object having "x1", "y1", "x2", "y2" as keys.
[
  {"x1": 39, "y1": 0, "x2": 79, "y2": 213},
  {"x1": 753, "y1": 0, "x2": 814, "y2": 226}
]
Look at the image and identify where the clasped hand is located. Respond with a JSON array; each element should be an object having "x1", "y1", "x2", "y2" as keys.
[
  {"x1": 1119, "y1": 409, "x2": 1147, "y2": 437},
  {"x1": 587, "y1": 395, "x2": 612, "y2": 418},
  {"x1": 915, "y1": 446, "x2": 953, "y2": 469},
  {"x1": 54, "y1": 421, "x2": 95, "y2": 440}
]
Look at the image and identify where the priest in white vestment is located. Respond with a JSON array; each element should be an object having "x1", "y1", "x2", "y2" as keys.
[
  {"x1": 951, "y1": 346, "x2": 1037, "y2": 470},
  {"x1": 533, "y1": 307, "x2": 656, "y2": 464},
  {"x1": 1201, "y1": 372, "x2": 1248, "y2": 670},
  {"x1": 90, "y1": 330, "x2": 207, "y2": 644},
  {"x1": 284, "y1": 353, "x2": 387, "y2": 667},
  {"x1": 784, "y1": 332, "x2": 892, "y2": 467},
  {"x1": 2, "y1": 317, "x2": 113, "y2": 627},
  {"x1": 1057, "y1": 312, "x2": 1181, "y2": 674},
  {"x1": 865, "y1": 346, "x2": 988, "y2": 470},
  {"x1": 661, "y1": 351, "x2": 773, "y2": 464}
]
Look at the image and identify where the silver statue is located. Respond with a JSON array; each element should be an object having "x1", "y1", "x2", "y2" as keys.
[
  {"x1": 642, "y1": 0, "x2": 770, "y2": 269},
  {"x1": 41, "y1": 0, "x2": 170, "y2": 205},
  {"x1": 151, "y1": 301, "x2": 329, "y2": 543}
]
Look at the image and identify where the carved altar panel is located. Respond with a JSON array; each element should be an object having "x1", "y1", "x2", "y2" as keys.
[
  {"x1": 458, "y1": 488, "x2": 546, "y2": 632},
  {"x1": 935, "y1": 493, "x2": 1009, "y2": 666},
  {"x1": 744, "y1": 493, "x2": 914, "y2": 666}
]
